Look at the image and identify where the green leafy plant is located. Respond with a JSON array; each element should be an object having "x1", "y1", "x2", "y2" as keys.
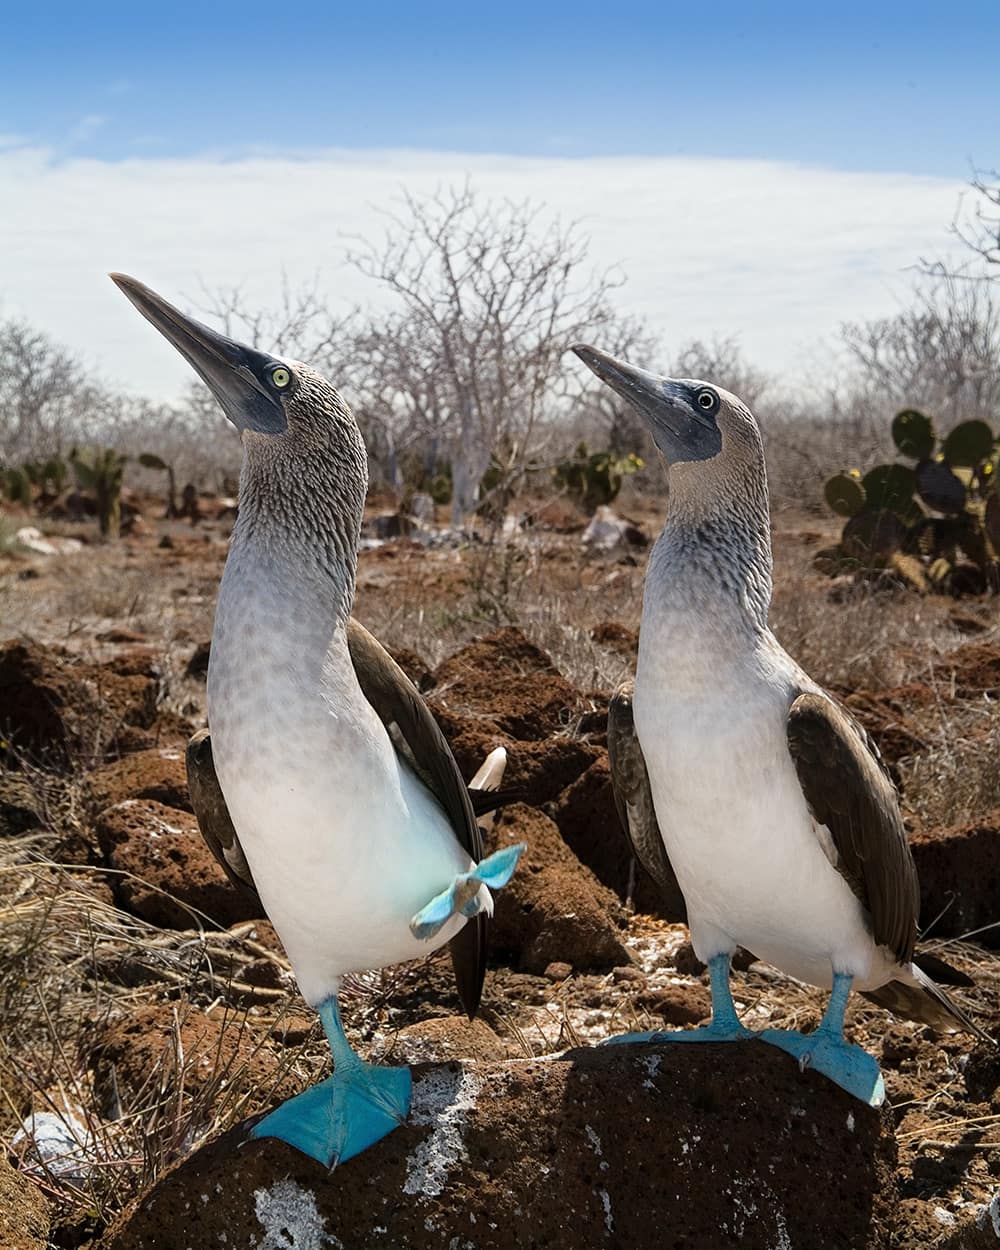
[
  {"x1": 553, "y1": 442, "x2": 643, "y2": 512},
  {"x1": 818, "y1": 410, "x2": 1000, "y2": 593},
  {"x1": 70, "y1": 447, "x2": 127, "y2": 539}
]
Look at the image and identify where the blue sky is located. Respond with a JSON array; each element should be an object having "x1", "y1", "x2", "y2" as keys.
[
  {"x1": 3, "y1": 1, "x2": 997, "y2": 176},
  {"x1": 1, "y1": 2, "x2": 996, "y2": 398}
]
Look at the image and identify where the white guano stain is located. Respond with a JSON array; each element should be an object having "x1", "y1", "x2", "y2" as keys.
[
  {"x1": 252, "y1": 1179, "x2": 342, "y2": 1249},
  {"x1": 403, "y1": 1065, "x2": 482, "y2": 1198}
]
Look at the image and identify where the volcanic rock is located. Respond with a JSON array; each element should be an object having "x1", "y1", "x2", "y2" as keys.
[
  {"x1": 910, "y1": 811, "x2": 1000, "y2": 947},
  {"x1": 86, "y1": 1002, "x2": 292, "y2": 1116},
  {"x1": 379, "y1": 1016, "x2": 513, "y2": 1065},
  {"x1": 485, "y1": 803, "x2": 630, "y2": 974},
  {"x1": 86, "y1": 747, "x2": 191, "y2": 815},
  {"x1": 430, "y1": 627, "x2": 584, "y2": 741},
  {"x1": 0, "y1": 639, "x2": 160, "y2": 765},
  {"x1": 95, "y1": 799, "x2": 262, "y2": 927},
  {"x1": 0, "y1": 1156, "x2": 50, "y2": 1250},
  {"x1": 100, "y1": 1042, "x2": 898, "y2": 1250},
  {"x1": 548, "y1": 751, "x2": 685, "y2": 918}
]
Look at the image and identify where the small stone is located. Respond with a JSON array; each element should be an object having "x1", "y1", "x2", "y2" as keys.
[
  {"x1": 672, "y1": 942, "x2": 706, "y2": 976},
  {"x1": 544, "y1": 961, "x2": 572, "y2": 982},
  {"x1": 612, "y1": 965, "x2": 644, "y2": 983}
]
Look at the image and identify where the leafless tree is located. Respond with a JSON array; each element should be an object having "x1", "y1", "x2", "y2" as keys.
[
  {"x1": 571, "y1": 315, "x2": 661, "y2": 457},
  {"x1": 195, "y1": 273, "x2": 357, "y2": 368},
  {"x1": 953, "y1": 169, "x2": 1000, "y2": 273},
  {"x1": 0, "y1": 319, "x2": 111, "y2": 462},
  {"x1": 671, "y1": 335, "x2": 772, "y2": 414},
  {"x1": 346, "y1": 184, "x2": 625, "y2": 524},
  {"x1": 841, "y1": 277, "x2": 1000, "y2": 424},
  {"x1": 922, "y1": 166, "x2": 1000, "y2": 280}
]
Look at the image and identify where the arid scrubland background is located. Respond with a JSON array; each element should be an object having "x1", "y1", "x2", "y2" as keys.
[{"x1": 2, "y1": 103, "x2": 1000, "y2": 1250}]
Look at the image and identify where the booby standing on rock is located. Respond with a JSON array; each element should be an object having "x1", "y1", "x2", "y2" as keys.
[
  {"x1": 112, "y1": 274, "x2": 524, "y2": 1167},
  {"x1": 573, "y1": 344, "x2": 989, "y2": 1106}
]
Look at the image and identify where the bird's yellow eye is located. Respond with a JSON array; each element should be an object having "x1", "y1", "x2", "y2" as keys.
[{"x1": 270, "y1": 366, "x2": 291, "y2": 390}]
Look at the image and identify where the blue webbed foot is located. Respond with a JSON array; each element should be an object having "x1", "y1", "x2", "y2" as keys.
[
  {"x1": 756, "y1": 1028, "x2": 885, "y2": 1106},
  {"x1": 757, "y1": 972, "x2": 886, "y2": 1106},
  {"x1": 605, "y1": 953, "x2": 754, "y2": 1047},
  {"x1": 251, "y1": 1059, "x2": 412, "y2": 1168},
  {"x1": 409, "y1": 842, "x2": 527, "y2": 940}
]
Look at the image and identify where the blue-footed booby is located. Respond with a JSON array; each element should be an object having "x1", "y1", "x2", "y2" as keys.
[
  {"x1": 573, "y1": 343, "x2": 989, "y2": 1106},
  {"x1": 112, "y1": 274, "x2": 523, "y2": 1167}
]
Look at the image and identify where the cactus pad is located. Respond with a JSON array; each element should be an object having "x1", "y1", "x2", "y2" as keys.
[
  {"x1": 861, "y1": 464, "x2": 919, "y2": 521},
  {"x1": 824, "y1": 472, "x2": 866, "y2": 517},
  {"x1": 942, "y1": 420, "x2": 994, "y2": 468},
  {"x1": 841, "y1": 509, "x2": 907, "y2": 564},
  {"x1": 915, "y1": 459, "x2": 966, "y2": 515},
  {"x1": 891, "y1": 409, "x2": 935, "y2": 460}
]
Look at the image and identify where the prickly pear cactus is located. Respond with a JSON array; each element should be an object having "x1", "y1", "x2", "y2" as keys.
[
  {"x1": 554, "y1": 442, "x2": 643, "y2": 512},
  {"x1": 71, "y1": 448, "x2": 127, "y2": 540},
  {"x1": 139, "y1": 452, "x2": 179, "y2": 518},
  {"x1": 2, "y1": 467, "x2": 32, "y2": 507},
  {"x1": 820, "y1": 410, "x2": 999, "y2": 593}
]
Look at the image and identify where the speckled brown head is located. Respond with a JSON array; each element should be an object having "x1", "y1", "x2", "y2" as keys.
[
  {"x1": 110, "y1": 274, "x2": 368, "y2": 578},
  {"x1": 573, "y1": 343, "x2": 772, "y2": 619}
]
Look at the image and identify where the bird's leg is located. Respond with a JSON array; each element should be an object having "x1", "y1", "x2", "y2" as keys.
[
  {"x1": 250, "y1": 995, "x2": 411, "y2": 1168},
  {"x1": 757, "y1": 972, "x2": 885, "y2": 1106},
  {"x1": 604, "y1": 953, "x2": 755, "y2": 1045},
  {"x1": 409, "y1": 842, "x2": 527, "y2": 940}
]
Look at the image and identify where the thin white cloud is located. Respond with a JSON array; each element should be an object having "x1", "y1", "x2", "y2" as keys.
[
  {"x1": 0, "y1": 144, "x2": 965, "y2": 401},
  {"x1": 66, "y1": 114, "x2": 108, "y2": 145}
]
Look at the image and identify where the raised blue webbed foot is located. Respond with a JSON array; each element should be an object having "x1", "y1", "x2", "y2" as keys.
[
  {"x1": 604, "y1": 953, "x2": 754, "y2": 1046},
  {"x1": 409, "y1": 842, "x2": 526, "y2": 940},
  {"x1": 251, "y1": 1059, "x2": 411, "y2": 1167},
  {"x1": 757, "y1": 972, "x2": 885, "y2": 1106},
  {"x1": 251, "y1": 996, "x2": 411, "y2": 1168}
]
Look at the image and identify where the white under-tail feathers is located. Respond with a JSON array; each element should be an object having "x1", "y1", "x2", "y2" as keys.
[{"x1": 468, "y1": 746, "x2": 508, "y2": 834}]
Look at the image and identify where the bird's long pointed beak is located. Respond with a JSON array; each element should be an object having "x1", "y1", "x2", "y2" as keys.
[
  {"x1": 572, "y1": 343, "x2": 721, "y2": 464},
  {"x1": 110, "y1": 274, "x2": 287, "y2": 435},
  {"x1": 571, "y1": 344, "x2": 668, "y2": 408}
]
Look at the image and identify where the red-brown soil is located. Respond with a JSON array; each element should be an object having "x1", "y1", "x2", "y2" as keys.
[{"x1": 1, "y1": 504, "x2": 998, "y2": 1247}]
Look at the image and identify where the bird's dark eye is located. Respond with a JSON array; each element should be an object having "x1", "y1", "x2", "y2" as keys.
[
  {"x1": 696, "y1": 389, "x2": 717, "y2": 412},
  {"x1": 270, "y1": 366, "x2": 291, "y2": 390}
]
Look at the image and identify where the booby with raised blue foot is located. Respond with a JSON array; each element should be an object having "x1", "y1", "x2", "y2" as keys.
[
  {"x1": 112, "y1": 273, "x2": 524, "y2": 1167},
  {"x1": 574, "y1": 343, "x2": 990, "y2": 1106}
]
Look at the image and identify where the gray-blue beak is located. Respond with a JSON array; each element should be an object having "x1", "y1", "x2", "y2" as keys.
[
  {"x1": 111, "y1": 273, "x2": 288, "y2": 436},
  {"x1": 572, "y1": 344, "x2": 721, "y2": 464}
]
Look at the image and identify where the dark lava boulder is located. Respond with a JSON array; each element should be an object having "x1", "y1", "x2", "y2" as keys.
[
  {"x1": 486, "y1": 803, "x2": 631, "y2": 974},
  {"x1": 0, "y1": 639, "x2": 160, "y2": 766},
  {"x1": 94, "y1": 799, "x2": 262, "y2": 927},
  {"x1": 100, "y1": 1042, "x2": 898, "y2": 1250},
  {"x1": 910, "y1": 811, "x2": 1000, "y2": 947}
]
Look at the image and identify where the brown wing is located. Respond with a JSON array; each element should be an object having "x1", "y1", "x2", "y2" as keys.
[
  {"x1": 346, "y1": 618, "x2": 486, "y2": 1018},
  {"x1": 607, "y1": 679, "x2": 686, "y2": 920},
  {"x1": 787, "y1": 692, "x2": 919, "y2": 966},
  {"x1": 185, "y1": 729, "x2": 262, "y2": 907}
]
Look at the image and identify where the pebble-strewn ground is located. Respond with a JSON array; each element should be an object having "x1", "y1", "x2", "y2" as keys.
[{"x1": 0, "y1": 492, "x2": 998, "y2": 1248}]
